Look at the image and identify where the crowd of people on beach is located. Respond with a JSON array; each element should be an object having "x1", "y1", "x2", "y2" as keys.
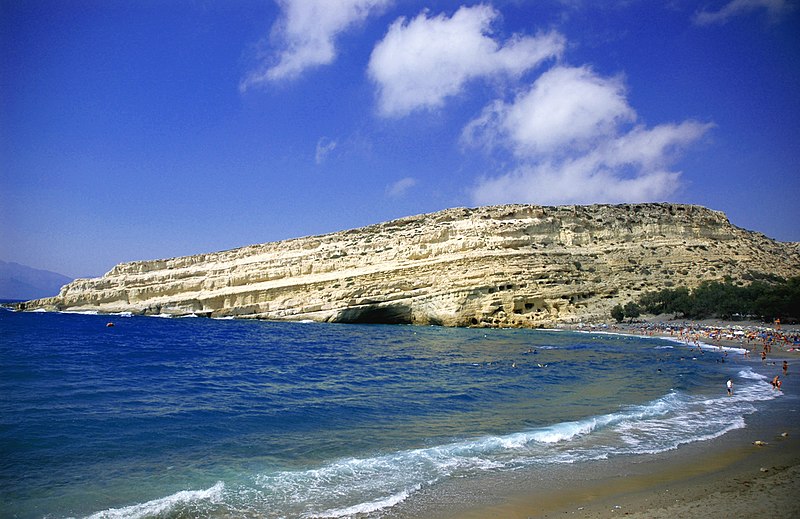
[
  {"x1": 572, "y1": 320, "x2": 797, "y2": 396},
  {"x1": 600, "y1": 321, "x2": 800, "y2": 353}
]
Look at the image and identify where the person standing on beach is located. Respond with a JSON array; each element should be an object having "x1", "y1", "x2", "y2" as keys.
[{"x1": 726, "y1": 379, "x2": 733, "y2": 397}]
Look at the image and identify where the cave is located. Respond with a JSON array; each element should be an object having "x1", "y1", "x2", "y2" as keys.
[{"x1": 334, "y1": 304, "x2": 414, "y2": 325}]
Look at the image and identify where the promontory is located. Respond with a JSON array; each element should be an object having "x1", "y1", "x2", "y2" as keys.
[{"x1": 15, "y1": 204, "x2": 800, "y2": 327}]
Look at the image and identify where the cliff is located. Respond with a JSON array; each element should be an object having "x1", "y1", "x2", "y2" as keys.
[{"x1": 16, "y1": 204, "x2": 800, "y2": 327}]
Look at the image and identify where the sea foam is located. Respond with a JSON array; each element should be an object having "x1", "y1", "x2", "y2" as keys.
[{"x1": 80, "y1": 481, "x2": 224, "y2": 519}]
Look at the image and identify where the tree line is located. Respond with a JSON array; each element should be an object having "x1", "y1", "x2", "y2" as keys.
[{"x1": 611, "y1": 276, "x2": 800, "y2": 323}]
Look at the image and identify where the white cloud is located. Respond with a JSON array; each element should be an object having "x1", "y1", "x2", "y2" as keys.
[
  {"x1": 367, "y1": 5, "x2": 565, "y2": 117},
  {"x1": 466, "y1": 66, "x2": 713, "y2": 205},
  {"x1": 472, "y1": 162, "x2": 683, "y2": 206},
  {"x1": 386, "y1": 177, "x2": 417, "y2": 197},
  {"x1": 241, "y1": 0, "x2": 391, "y2": 89},
  {"x1": 462, "y1": 66, "x2": 635, "y2": 157},
  {"x1": 315, "y1": 137, "x2": 337, "y2": 165},
  {"x1": 693, "y1": 0, "x2": 793, "y2": 25}
]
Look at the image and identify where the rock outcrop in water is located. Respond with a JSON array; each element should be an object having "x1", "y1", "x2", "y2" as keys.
[{"x1": 16, "y1": 204, "x2": 800, "y2": 326}]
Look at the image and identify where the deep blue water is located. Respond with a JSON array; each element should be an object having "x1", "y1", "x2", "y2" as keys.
[{"x1": 0, "y1": 310, "x2": 782, "y2": 518}]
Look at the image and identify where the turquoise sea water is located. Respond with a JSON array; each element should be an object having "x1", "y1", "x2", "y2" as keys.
[{"x1": 0, "y1": 310, "x2": 784, "y2": 518}]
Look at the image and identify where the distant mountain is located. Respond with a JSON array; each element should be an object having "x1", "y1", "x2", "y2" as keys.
[{"x1": 0, "y1": 261, "x2": 73, "y2": 300}]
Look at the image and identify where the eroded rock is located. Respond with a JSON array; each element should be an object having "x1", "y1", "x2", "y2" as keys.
[{"x1": 17, "y1": 204, "x2": 800, "y2": 327}]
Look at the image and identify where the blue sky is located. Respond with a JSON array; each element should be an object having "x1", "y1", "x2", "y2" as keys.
[{"x1": 2, "y1": 0, "x2": 798, "y2": 279}]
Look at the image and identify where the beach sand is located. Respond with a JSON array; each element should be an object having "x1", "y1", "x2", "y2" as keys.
[
  {"x1": 422, "y1": 321, "x2": 800, "y2": 519},
  {"x1": 512, "y1": 406, "x2": 800, "y2": 519}
]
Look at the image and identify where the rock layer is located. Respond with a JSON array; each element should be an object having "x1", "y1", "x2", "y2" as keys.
[{"x1": 17, "y1": 204, "x2": 800, "y2": 327}]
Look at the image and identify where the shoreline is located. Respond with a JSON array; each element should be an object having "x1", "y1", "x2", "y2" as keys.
[
  {"x1": 566, "y1": 317, "x2": 800, "y2": 353},
  {"x1": 435, "y1": 398, "x2": 800, "y2": 519},
  {"x1": 437, "y1": 320, "x2": 800, "y2": 519}
]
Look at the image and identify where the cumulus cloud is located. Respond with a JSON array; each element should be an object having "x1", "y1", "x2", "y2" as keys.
[
  {"x1": 367, "y1": 5, "x2": 565, "y2": 117},
  {"x1": 315, "y1": 137, "x2": 337, "y2": 165},
  {"x1": 465, "y1": 66, "x2": 713, "y2": 205},
  {"x1": 462, "y1": 66, "x2": 635, "y2": 157},
  {"x1": 693, "y1": 0, "x2": 793, "y2": 25},
  {"x1": 386, "y1": 177, "x2": 417, "y2": 197},
  {"x1": 241, "y1": 0, "x2": 391, "y2": 89}
]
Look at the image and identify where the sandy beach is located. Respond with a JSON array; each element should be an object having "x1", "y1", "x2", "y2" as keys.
[{"x1": 451, "y1": 319, "x2": 800, "y2": 519}]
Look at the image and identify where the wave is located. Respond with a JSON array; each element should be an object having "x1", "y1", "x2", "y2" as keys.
[
  {"x1": 166, "y1": 370, "x2": 777, "y2": 519},
  {"x1": 659, "y1": 335, "x2": 748, "y2": 354},
  {"x1": 77, "y1": 368, "x2": 778, "y2": 519},
  {"x1": 577, "y1": 330, "x2": 749, "y2": 355},
  {"x1": 311, "y1": 485, "x2": 420, "y2": 519},
  {"x1": 79, "y1": 481, "x2": 224, "y2": 519}
]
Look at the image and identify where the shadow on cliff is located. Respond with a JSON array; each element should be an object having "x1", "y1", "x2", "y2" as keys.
[{"x1": 333, "y1": 304, "x2": 417, "y2": 325}]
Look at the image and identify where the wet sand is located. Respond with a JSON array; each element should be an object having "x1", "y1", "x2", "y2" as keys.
[
  {"x1": 420, "y1": 410, "x2": 799, "y2": 519},
  {"x1": 513, "y1": 404, "x2": 800, "y2": 519},
  {"x1": 453, "y1": 321, "x2": 800, "y2": 519}
]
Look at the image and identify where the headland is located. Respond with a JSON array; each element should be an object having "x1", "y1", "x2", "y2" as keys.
[{"x1": 13, "y1": 203, "x2": 800, "y2": 327}]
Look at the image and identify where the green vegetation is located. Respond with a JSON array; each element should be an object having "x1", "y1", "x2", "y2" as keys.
[
  {"x1": 628, "y1": 276, "x2": 800, "y2": 322},
  {"x1": 611, "y1": 301, "x2": 642, "y2": 323},
  {"x1": 611, "y1": 304, "x2": 625, "y2": 323}
]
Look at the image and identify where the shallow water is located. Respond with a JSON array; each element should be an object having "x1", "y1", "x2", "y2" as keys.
[{"x1": 0, "y1": 311, "x2": 781, "y2": 518}]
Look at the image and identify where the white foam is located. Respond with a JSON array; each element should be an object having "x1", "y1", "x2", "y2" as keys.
[
  {"x1": 660, "y1": 336, "x2": 748, "y2": 355},
  {"x1": 530, "y1": 418, "x2": 604, "y2": 444},
  {"x1": 310, "y1": 485, "x2": 419, "y2": 519},
  {"x1": 81, "y1": 481, "x2": 224, "y2": 519},
  {"x1": 738, "y1": 369, "x2": 768, "y2": 381},
  {"x1": 241, "y1": 370, "x2": 782, "y2": 517}
]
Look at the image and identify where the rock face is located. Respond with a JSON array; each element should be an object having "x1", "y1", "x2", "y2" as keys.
[{"x1": 17, "y1": 204, "x2": 800, "y2": 327}]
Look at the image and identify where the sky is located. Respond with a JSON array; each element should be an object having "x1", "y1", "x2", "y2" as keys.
[{"x1": 1, "y1": 0, "x2": 799, "y2": 279}]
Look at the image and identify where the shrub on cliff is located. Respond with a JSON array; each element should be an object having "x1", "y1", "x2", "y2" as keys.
[
  {"x1": 638, "y1": 277, "x2": 800, "y2": 322},
  {"x1": 611, "y1": 302, "x2": 642, "y2": 323}
]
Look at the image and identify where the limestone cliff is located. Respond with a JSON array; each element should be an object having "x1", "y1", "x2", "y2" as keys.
[{"x1": 16, "y1": 204, "x2": 800, "y2": 327}]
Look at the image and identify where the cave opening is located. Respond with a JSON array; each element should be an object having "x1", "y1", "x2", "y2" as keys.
[{"x1": 335, "y1": 304, "x2": 414, "y2": 325}]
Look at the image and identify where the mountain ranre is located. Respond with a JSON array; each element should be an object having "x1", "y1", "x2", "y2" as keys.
[{"x1": 15, "y1": 204, "x2": 800, "y2": 327}]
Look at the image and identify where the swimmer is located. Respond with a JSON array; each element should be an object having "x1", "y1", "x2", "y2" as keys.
[
  {"x1": 783, "y1": 361, "x2": 789, "y2": 375},
  {"x1": 726, "y1": 379, "x2": 733, "y2": 397}
]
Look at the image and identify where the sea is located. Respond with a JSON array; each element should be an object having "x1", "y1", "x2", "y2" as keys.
[{"x1": 0, "y1": 308, "x2": 788, "y2": 519}]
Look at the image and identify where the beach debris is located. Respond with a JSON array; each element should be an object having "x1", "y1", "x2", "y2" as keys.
[
  {"x1": 781, "y1": 432, "x2": 789, "y2": 438},
  {"x1": 753, "y1": 440, "x2": 768, "y2": 446}
]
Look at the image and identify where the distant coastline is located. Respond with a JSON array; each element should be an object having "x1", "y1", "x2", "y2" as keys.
[{"x1": 0, "y1": 260, "x2": 72, "y2": 301}]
